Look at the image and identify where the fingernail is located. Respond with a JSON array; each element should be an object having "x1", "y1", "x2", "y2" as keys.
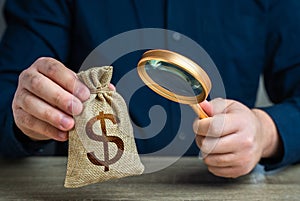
[
  {"x1": 68, "y1": 99, "x2": 83, "y2": 115},
  {"x1": 58, "y1": 132, "x2": 67, "y2": 140},
  {"x1": 77, "y1": 85, "x2": 90, "y2": 101},
  {"x1": 61, "y1": 116, "x2": 73, "y2": 129}
]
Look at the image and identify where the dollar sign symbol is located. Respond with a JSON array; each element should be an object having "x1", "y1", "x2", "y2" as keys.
[{"x1": 85, "y1": 111, "x2": 124, "y2": 171}]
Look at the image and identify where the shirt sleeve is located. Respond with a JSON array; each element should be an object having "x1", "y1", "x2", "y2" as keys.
[
  {"x1": 259, "y1": 0, "x2": 300, "y2": 170},
  {"x1": 0, "y1": 0, "x2": 71, "y2": 157}
]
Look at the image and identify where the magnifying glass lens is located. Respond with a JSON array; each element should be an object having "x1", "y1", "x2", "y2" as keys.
[
  {"x1": 145, "y1": 60, "x2": 203, "y2": 97},
  {"x1": 137, "y1": 49, "x2": 211, "y2": 119}
]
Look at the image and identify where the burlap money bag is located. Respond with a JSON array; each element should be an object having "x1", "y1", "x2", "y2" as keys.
[{"x1": 64, "y1": 66, "x2": 144, "y2": 188}]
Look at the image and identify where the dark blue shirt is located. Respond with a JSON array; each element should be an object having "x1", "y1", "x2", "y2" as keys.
[{"x1": 0, "y1": 0, "x2": 300, "y2": 171}]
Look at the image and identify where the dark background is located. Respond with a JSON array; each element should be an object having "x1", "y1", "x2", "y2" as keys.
[
  {"x1": 0, "y1": 0, "x2": 5, "y2": 37},
  {"x1": 0, "y1": 0, "x2": 271, "y2": 107}
]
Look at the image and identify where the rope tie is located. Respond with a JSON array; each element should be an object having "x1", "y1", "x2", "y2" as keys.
[{"x1": 90, "y1": 85, "x2": 110, "y2": 94}]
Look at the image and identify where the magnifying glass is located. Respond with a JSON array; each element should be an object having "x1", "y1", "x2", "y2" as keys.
[{"x1": 137, "y1": 49, "x2": 212, "y2": 119}]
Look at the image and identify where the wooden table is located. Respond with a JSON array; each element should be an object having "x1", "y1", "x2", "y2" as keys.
[{"x1": 0, "y1": 157, "x2": 299, "y2": 200}]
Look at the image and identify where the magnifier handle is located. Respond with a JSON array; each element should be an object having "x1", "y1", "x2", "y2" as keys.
[{"x1": 190, "y1": 104, "x2": 209, "y2": 119}]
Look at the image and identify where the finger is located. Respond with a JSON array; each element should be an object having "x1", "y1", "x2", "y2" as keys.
[
  {"x1": 21, "y1": 69, "x2": 83, "y2": 115},
  {"x1": 109, "y1": 83, "x2": 116, "y2": 91},
  {"x1": 16, "y1": 89, "x2": 74, "y2": 131},
  {"x1": 207, "y1": 166, "x2": 237, "y2": 178},
  {"x1": 19, "y1": 126, "x2": 52, "y2": 141},
  {"x1": 14, "y1": 107, "x2": 68, "y2": 141},
  {"x1": 196, "y1": 134, "x2": 238, "y2": 154},
  {"x1": 203, "y1": 153, "x2": 236, "y2": 167},
  {"x1": 207, "y1": 165, "x2": 251, "y2": 178},
  {"x1": 193, "y1": 113, "x2": 237, "y2": 137},
  {"x1": 208, "y1": 98, "x2": 231, "y2": 115},
  {"x1": 34, "y1": 57, "x2": 90, "y2": 101},
  {"x1": 199, "y1": 100, "x2": 213, "y2": 117},
  {"x1": 196, "y1": 136, "x2": 223, "y2": 154},
  {"x1": 195, "y1": 135, "x2": 204, "y2": 148}
]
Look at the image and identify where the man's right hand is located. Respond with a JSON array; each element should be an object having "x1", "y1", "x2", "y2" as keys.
[{"x1": 12, "y1": 57, "x2": 90, "y2": 141}]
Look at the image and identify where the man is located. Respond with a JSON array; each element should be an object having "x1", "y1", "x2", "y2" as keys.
[{"x1": 0, "y1": 0, "x2": 299, "y2": 178}]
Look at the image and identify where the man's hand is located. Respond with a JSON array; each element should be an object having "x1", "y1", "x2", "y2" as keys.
[
  {"x1": 193, "y1": 98, "x2": 282, "y2": 178},
  {"x1": 12, "y1": 57, "x2": 90, "y2": 141}
]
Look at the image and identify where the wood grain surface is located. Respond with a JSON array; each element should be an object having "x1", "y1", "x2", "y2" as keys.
[{"x1": 0, "y1": 157, "x2": 299, "y2": 200}]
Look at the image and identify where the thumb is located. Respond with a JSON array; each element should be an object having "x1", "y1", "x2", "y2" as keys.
[
  {"x1": 108, "y1": 83, "x2": 116, "y2": 91},
  {"x1": 199, "y1": 100, "x2": 213, "y2": 117},
  {"x1": 201, "y1": 98, "x2": 229, "y2": 116}
]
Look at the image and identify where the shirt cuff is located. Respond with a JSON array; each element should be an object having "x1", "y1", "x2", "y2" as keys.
[{"x1": 259, "y1": 100, "x2": 300, "y2": 171}]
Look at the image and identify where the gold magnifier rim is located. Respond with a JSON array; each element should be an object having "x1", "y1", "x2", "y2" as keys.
[{"x1": 137, "y1": 49, "x2": 212, "y2": 105}]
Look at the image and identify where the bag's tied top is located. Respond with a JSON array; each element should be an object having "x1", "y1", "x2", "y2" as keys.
[{"x1": 77, "y1": 66, "x2": 112, "y2": 94}]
